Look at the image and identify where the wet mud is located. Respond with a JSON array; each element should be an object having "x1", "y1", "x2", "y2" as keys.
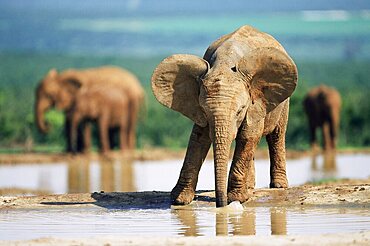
[{"x1": 1, "y1": 179, "x2": 369, "y2": 209}]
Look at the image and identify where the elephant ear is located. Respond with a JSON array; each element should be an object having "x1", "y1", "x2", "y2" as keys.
[
  {"x1": 237, "y1": 47, "x2": 298, "y2": 125},
  {"x1": 59, "y1": 71, "x2": 84, "y2": 94},
  {"x1": 151, "y1": 54, "x2": 209, "y2": 127}
]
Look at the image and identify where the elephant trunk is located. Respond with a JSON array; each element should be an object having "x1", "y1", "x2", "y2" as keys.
[
  {"x1": 213, "y1": 118, "x2": 233, "y2": 207},
  {"x1": 35, "y1": 94, "x2": 51, "y2": 134}
]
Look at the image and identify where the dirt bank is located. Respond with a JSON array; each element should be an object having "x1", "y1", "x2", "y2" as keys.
[{"x1": 1, "y1": 179, "x2": 369, "y2": 209}]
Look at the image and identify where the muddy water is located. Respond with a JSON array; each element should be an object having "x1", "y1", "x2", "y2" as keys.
[
  {"x1": 0, "y1": 153, "x2": 369, "y2": 195},
  {"x1": 0, "y1": 205, "x2": 369, "y2": 240}
]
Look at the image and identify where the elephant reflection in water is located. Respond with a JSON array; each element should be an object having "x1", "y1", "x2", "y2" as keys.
[
  {"x1": 99, "y1": 157, "x2": 136, "y2": 192},
  {"x1": 68, "y1": 157, "x2": 91, "y2": 193},
  {"x1": 173, "y1": 208, "x2": 201, "y2": 236},
  {"x1": 172, "y1": 206, "x2": 287, "y2": 236},
  {"x1": 216, "y1": 210, "x2": 256, "y2": 236},
  {"x1": 67, "y1": 157, "x2": 136, "y2": 193},
  {"x1": 311, "y1": 151, "x2": 337, "y2": 180}
]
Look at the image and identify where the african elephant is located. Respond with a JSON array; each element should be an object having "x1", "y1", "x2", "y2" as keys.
[
  {"x1": 152, "y1": 25, "x2": 297, "y2": 207},
  {"x1": 69, "y1": 82, "x2": 130, "y2": 153},
  {"x1": 303, "y1": 85, "x2": 341, "y2": 151},
  {"x1": 35, "y1": 66, "x2": 144, "y2": 153}
]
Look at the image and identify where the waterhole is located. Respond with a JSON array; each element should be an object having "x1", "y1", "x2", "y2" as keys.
[
  {"x1": 0, "y1": 153, "x2": 369, "y2": 194},
  {"x1": 0, "y1": 205, "x2": 369, "y2": 240}
]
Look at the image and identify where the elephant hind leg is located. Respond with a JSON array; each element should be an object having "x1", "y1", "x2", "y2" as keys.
[
  {"x1": 322, "y1": 122, "x2": 331, "y2": 151},
  {"x1": 119, "y1": 119, "x2": 128, "y2": 153},
  {"x1": 266, "y1": 130, "x2": 288, "y2": 188},
  {"x1": 266, "y1": 111, "x2": 288, "y2": 189},
  {"x1": 329, "y1": 119, "x2": 337, "y2": 150},
  {"x1": 98, "y1": 114, "x2": 110, "y2": 154}
]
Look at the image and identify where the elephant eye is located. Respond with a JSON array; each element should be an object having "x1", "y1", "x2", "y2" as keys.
[
  {"x1": 237, "y1": 106, "x2": 246, "y2": 116},
  {"x1": 231, "y1": 66, "x2": 237, "y2": 72}
]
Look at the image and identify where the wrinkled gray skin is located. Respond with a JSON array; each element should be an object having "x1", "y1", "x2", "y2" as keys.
[{"x1": 151, "y1": 26, "x2": 298, "y2": 207}]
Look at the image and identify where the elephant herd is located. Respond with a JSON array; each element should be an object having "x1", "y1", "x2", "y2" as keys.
[
  {"x1": 34, "y1": 25, "x2": 342, "y2": 207},
  {"x1": 35, "y1": 66, "x2": 144, "y2": 154}
]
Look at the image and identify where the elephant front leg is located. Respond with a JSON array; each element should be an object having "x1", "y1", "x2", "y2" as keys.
[
  {"x1": 266, "y1": 125, "x2": 288, "y2": 189},
  {"x1": 227, "y1": 136, "x2": 259, "y2": 204},
  {"x1": 171, "y1": 124, "x2": 211, "y2": 205},
  {"x1": 64, "y1": 119, "x2": 73, "y2": 153}
]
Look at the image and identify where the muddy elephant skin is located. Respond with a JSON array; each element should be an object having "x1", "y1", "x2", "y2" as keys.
[
  {"x1": 151, "y1": 25, "x2": 298, "y2": 207},
  {"x1": 303, "y1": 85, "x2": 341, "y2": 151},
  {"x1": 35, "y1": 66, "x2": 144, "y2": 153}
]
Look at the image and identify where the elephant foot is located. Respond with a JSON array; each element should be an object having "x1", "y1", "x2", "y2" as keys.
[
  {"x1": 171, "y1": 185, "x2": 195, "y2": 205},
  {"x1": 269, "y1": 179, "x2": 288, "y2": 189},
  {"x1": 227, "y1": 189, "x2": 251, "y2": 204}
]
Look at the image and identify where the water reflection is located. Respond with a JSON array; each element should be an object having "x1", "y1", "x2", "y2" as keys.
[
  {"x1": 68, "y1": 158, "x2": 90, "y2": 193},
  {"x1": 0, "y1": 153, "x2": 369, "y2": 195},
  {"x1": 172, "y1": 206, "x2": 287, "y2": 236},
  {"x1": 311, "y1": 151, "x2": 337, "y2": 180},
  {"x1": 173, "y1": 208, "x2": 201, "y2": 236},
  {"x1": 67, "y1": 157, "x2": 136, "y2": 194},
  {"x1": 270, "y1": 207, "x2": 287, "y2": 235}
]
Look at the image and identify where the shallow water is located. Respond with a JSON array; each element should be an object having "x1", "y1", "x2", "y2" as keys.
[
  {"x1": 0, "y1": 153, "x2": 369, "y2": 240},
  {"x1": 0, "y1": 153, "x2": 369, "y2": 195},
  {"x1": 0, "y1": 205, "x2": 369, "y2": 240}
]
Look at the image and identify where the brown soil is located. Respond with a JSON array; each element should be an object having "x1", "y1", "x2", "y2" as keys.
[{"x1": 1, "y1": 178, "x2": 369, "y2": 209}]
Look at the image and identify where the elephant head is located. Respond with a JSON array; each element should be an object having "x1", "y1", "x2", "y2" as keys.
[
  {"x1": 152, "y1": 47, "x2": 297, "y2": 207},
  {"x1": 35, "y1": 69, "x2": 83, "y2": 133}
]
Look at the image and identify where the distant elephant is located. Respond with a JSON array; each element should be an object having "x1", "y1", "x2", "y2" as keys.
[
  {"x1": 69, "y1": 82, "x2": 130, "y2": 153},
  {"x1": 35, "y1": 66, "x2": 144, "y2": 153},
  {"x1": 303, "y1": 85, "x2": 341, "y2": 151},
  {"x1": 151, "y1": 25, "x2": 298, "y2": 207}
]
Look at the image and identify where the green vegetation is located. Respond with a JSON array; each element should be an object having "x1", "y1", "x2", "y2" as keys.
[{"x1": 0, "y1": 52, "x2": 369, "y2": 152}]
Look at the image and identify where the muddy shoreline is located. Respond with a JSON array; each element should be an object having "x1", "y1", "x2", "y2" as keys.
[
  {"x1": 1, "y1": 147, "x2": 370, "y2": 164},
  {"x1": 1, "y1": 179, "x2": 369, "y2": 209}
]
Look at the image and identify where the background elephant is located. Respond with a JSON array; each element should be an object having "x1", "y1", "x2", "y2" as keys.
[
  {"x1": 303, "y1": 85, "x2": 341, "y2": 151},
  {"x1": 151, "y1": 25, "x2": 298, "y2": 207},
  {"x1": 69, "y1": 82, "x2": 130, "y2": 153},
  {"x1": 35, "y1": 66, "x2": 144, "y2": 153}
]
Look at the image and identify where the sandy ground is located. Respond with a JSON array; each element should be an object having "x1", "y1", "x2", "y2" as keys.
[
  {"x1": 0, "y1": 179, "x2": 369, "y2": 245},
  {"x1": 1, "y1": 232, "x2": 369, "y2": 246}
]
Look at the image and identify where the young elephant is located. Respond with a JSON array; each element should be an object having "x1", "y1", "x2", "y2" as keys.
[
  {"x1": 151, "y1": 25, "x2": 298, "y2": 207},
  {"x1": 303, "y1": 85, "x2": 341, "y2": 151},
  {"x1": 69, "y1": 83, "x2": 129, "y2": 153}
]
